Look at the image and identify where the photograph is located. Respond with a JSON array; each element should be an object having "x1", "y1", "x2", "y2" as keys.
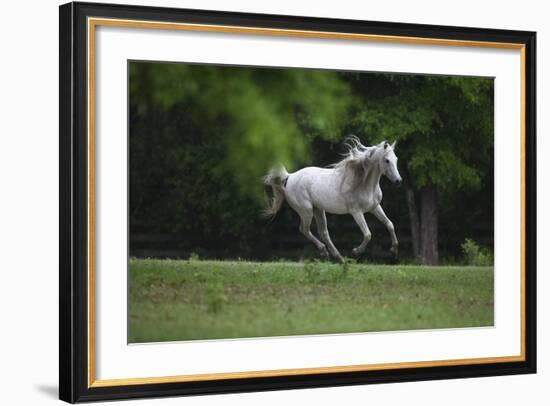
[
  {"x1": 56, "y1": 1, "x2": 537, "y2": 402},
  {"x1": 128, "y1": 61, "x2": 495, "y2": 343}
]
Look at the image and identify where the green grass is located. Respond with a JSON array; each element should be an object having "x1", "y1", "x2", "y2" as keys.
[{"x1": 128, "y1": 258, "x2": 493, "y2": 343}]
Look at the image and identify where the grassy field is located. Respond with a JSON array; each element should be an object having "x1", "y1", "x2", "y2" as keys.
[{"x1": 128, "y1": 258, "x2": 493, "y2": 343}]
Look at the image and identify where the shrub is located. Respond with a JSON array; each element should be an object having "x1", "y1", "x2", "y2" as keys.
[{"x1": 461, "y1": 238, "x2": 493, "y2": 266}]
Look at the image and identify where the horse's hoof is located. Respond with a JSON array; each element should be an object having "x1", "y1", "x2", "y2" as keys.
[
  {"x1": 319, "y1": 248, "x2": 330, "y2": 260},
  {"x1": 389, "y1": 247, "x2": 399, "y2": 263},
  {"x1": 351, "y1": 247, "x2": 362, "y2": 257}
]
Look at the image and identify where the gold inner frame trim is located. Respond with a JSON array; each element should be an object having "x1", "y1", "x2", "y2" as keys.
[
  {"x1": 87, "y1": 17, "x2": 527, "y2": 388},
  {"x1": 90, "y1": 355, "x2": 524, "y2": 388},
  {"x1": 91, "y1": 17, "x2": 525, "y2": 49}
]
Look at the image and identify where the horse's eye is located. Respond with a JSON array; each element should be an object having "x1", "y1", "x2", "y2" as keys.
[{"x1": 385, "y1": 159, "x2": 390, "y2": 163}]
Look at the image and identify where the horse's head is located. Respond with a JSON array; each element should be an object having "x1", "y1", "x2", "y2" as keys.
[{"x1": 380, "y1": 141, "x2": 402, "y2": 185}]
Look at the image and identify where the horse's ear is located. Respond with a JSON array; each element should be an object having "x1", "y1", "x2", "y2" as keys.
[
  {"x1": 391, "y1": 140, "x2": 397, "y2": 149},
  {"x1": 384, "y1": 142, "x2": 389, "y2": 150}
]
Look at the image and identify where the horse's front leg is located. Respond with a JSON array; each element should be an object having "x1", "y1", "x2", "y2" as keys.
[
  {"x1": 350, "y1": 211, "x2": 372, "y2": 257},
  {"x1": 371, "y1": 205, "x2": 398, "y2": 256}
]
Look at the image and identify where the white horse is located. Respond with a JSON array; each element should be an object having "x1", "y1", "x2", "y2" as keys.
[{"x1": 263, "y1": 137, "x2": 402, "y2": 263}]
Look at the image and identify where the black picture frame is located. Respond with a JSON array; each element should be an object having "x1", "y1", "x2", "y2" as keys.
[{"x1": 59, "y1": 1, "x2": 537, "y2": 403}]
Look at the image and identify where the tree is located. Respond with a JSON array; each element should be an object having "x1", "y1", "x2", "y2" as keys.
[
  {"x1": 344, "y1": 73, "x2": 494, "y2": 264},
  {"x1": 129, "y1": 64, "x2": 494, "y2": 262},
  {"x1": 129, "y1": 62, "x2": 355, "y2": 253}
]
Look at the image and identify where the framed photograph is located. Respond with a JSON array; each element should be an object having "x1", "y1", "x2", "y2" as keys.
[{"x1": 59, "y1": 1, "x2": 536, "y2": 403}]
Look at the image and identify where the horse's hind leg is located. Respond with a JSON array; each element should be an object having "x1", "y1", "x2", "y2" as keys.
[
  {"x1": 313, "y1": 208, "x2": 344, "y2": 263},
  {"x1": 298, "y1": 211, "x2": 329, "y2": 260}
]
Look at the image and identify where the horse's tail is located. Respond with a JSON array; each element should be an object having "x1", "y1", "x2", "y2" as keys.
[{"x1": 262, "y1": 165, "x2": 289, "y2": 219}]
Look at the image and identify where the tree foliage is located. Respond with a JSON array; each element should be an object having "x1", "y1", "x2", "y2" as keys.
[
  {"x1": 130, "y1": 63, "x2": 353, "y2": 198},
  {"x1": 129, "y1": 63, "x2": 354, "y2": 248},
  {"x1": 346, "y1": 74, "x2": 494, "y2": 192},
  {"x1": 129, "y1": 63, "x2": 494, "y2": 262}
]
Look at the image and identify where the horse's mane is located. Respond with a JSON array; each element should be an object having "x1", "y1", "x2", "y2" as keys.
[{"x1": 330, "y1": 136, "x2": 384, "y2": 191}]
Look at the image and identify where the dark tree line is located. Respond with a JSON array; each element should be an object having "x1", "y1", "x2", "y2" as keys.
[{"x1": 129, "y1": 62, "x2": 494, "y2": 264}]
